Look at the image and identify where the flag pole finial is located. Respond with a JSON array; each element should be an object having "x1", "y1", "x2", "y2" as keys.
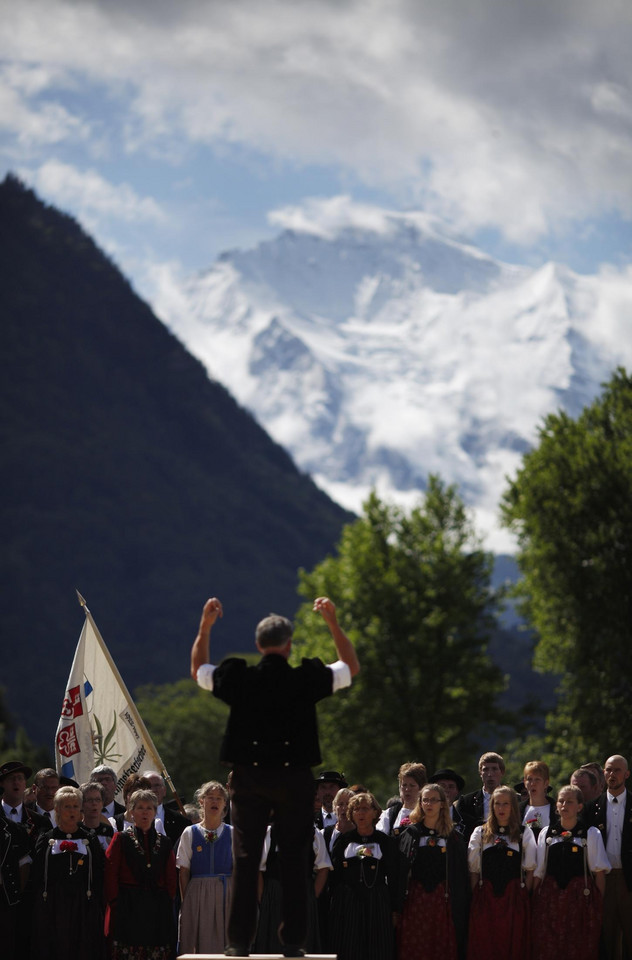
[{"x1": 76, "y1": 590, "x2": 88, "y2": 611}]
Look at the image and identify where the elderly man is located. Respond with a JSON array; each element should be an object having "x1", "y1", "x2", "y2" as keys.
[
  {"x1": 586, "y1": 754, "x2": 632, "y2": 959},
  {"x1": 89, "y1": 764, "x2": 125, "y2": 818},
  {"x1": 141, "y1": 770, "x2": 190, "y2": 844},
  {"x1": 191, "y1": 594, "x2": 359, "y2": 958}
]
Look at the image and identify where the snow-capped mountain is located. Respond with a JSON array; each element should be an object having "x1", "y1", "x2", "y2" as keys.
[{"x1": 154, "y1": 200, "x2": 632, "y2": 552}]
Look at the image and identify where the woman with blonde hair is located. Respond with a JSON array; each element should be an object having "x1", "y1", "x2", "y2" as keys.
[
  {"x1": 177, "y1": 780, "x2": 233, "y2": 955},
  {"x1": 467, "y1": 785, "x2": 536, "y2": 960},
  {"x1": 30, "y1": 785, "x2": 106, "y2": 959},
  {"x1": 531, "y1": 785, "x2": 609, "y2": 960},
  {"x1": 398, "y1": 783, "x2": 469, "y2": 960}
]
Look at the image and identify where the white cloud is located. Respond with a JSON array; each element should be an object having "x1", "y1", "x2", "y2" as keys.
[
  {"x1": 1, "y1": 0, "x2": 631, "y2": 244},
  {"x1": 0, "y1": 64, "x2": 89, "y2": 147},
  {"x1": 22, "y1": 159, "x2": 165, "y2": 224}
]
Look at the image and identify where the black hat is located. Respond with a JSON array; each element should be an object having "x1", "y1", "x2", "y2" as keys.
[
  {"x1": 431, "y1": 768, "x2": 465, "y2": 793},
  {"x1": 0, "y1": 760, "x2": 33, "y2": 781},
  {"x1": 314, "y1": 770, "x2": 347, "y2": 787},
  {"x1": 59, "y1": 776, "x2": 79, "y2": 789}
]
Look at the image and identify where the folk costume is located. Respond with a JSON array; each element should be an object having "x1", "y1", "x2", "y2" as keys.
[
  {"x1": 519, "y1": 795, "x2": 557, "y2": 840},
  {"x1": 329, "y1": 827, "x2": 400, "y2": 960},
  {"x1": 254, "y1": 824, "x2": 331, "y2": 955},
  {"x1": 177, "y1": 821, "x2": 233, "y2": 954},
  {"x1": 377, "y1": 801, "x2": 414, "y2": 837},
  {"x1": 84, "y1": 819, "x2": 114, "y2": 852},
  {"x1": 104, "y1": 824, "x2": 177, "y2": 960},
  {"x1": 467, "y1": 824, "x2": 536, "y2": 960},
  {"x1": 1, "y1": 811, "x2": 32, "y2": 960},
  {"x1": 30, "y1": 825, "x2": 105, "y2": 960},
  {"x1": 531, "y1": 821, "x2": 610, "y2": 960},
  {"x1": 398, "y1": 822, "x2": 469, "y2": 960}
]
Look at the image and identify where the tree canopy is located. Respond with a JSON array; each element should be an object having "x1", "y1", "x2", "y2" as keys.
[
  {"x1": 134, "y1": 678, "x2": 230, "y2": 802},
  {"x1": 501, "y1": 367, "x2": 632, "y2": 761},
  {"x1": 293, "y1": 478, "x2": 506, "y2": 797}
]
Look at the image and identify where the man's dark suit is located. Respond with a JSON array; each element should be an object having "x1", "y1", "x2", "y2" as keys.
[
  {"x1": 18, "y1": 805, "x2": 51, "y2": 849},
  {"x1": 213, "y1": 652, "x2": 335, "y2": 950},
  {"x1": 161, "y1": 805, "x2": 190, "y2": 845},
  {"x1": 454, "y1": 789, "x2": 486, "y2": 841},
  {"x1": 1, "y1": 812, "x2": 32, "y2": 959},
  {"x1": 587, "y1": 789, "x2": 632, "y2": 958}
]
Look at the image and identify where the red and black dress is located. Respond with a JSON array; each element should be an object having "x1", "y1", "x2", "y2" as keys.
[
  {"x1": 398, "y1": 823, "x2": 469, "y2": 960},
  {"x1": 531, "y1": 823, "x2": 609, "y2": 960},
  {"x1": 467, "y1": 825, "x2": 536, "y2": 960},
  {"x1": 105, "y1": 825, "x2": 177, "y2": 960}
]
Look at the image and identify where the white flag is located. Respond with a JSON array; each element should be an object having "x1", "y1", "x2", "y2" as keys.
[{"x1": 55, "y1": 595, "x2": 166, "y2": 799}]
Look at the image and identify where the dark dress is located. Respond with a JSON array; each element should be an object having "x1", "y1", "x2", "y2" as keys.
[
  {"x1": 254, "y1": 826, "x2": 324, "y2": 954},
  {"x1": 104, "y1": 825, "x2": 177, "y2": 960},
  {"x1": 531, "y1": 824, "x2": 606, "y2": 960},
  {"x1": 329, "y1": 828, "x2": 400, "y2": 960},
  {"x1": 398, "y1": 823, "x2": 469, "y2": 960},
  {"x1": 30, "y1": 825, "x2": 106, "y2": 960}
]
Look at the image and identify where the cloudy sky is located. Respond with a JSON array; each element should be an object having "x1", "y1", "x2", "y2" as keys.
[{"x1": 2, "y1": 0, "x2": 630, "y2": 301}]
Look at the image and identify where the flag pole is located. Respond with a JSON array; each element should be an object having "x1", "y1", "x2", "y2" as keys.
[{"x1": 75, "y1": 591, "x2": 187, "y2": 815}]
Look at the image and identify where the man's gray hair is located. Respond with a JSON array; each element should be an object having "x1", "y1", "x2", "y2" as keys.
[{"x1": 90, "y1": 765, "x2": 117, "y2": 779}]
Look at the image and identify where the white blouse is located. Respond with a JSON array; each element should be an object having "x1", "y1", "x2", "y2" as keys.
[
  {"x1": 468, "y1": 824, "x2": 537, "y2": 874},
  {"x1": 534, "y1": 825, "x2": 611, "y2": 879},
  {"x1": 259, "y1": 824, "x2": 332, "y2": 872}
]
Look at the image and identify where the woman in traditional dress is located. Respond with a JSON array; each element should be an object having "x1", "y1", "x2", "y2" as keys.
[
  {"x1": 398, "y1": 783, "x2": 469, "y2": 960},
  {"x1": 177, "y1": 779, "x2": 233, "y2": 955},
  {"x1": 323, "y1": 787, "x2": 355, "y2": 854},
  {"x1": 80, "y1": 781, "x2": 114, "y2": 852},
  {"x1": 531, "y1": 784, "x2": 610, "y2": 960},
  {"x1": 467, "y1": 785, "x2": 536, "y2": 960},
  {"x1": 329, "y1": 791, "x2": 401, "y2": 960},
  {"x1": 30, "y1": 785, "x2": 105, "y2": 960},
  {"x1": 105, "y1": 788, "x2": 177, "y2": 960},
  {"x1": 254, "y1": 823, "x2": 331, "y2": 954},
  {"x1": 378, "y1": 763, "x2": 428, "y2": 838}
]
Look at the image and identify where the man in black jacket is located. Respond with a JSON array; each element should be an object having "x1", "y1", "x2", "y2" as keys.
[
  {"x1": 454, "y1": 751, "x2": 505, "y2": 841},
  {"x1": 191, "y1": 594, "x2": 359, "y2": 958},
  {"x1": 0, "y1": 780, "x2": 32, "y2": 958},
  {"x1": 586, "y1": 754, "x2": 632, "y2": 959}
]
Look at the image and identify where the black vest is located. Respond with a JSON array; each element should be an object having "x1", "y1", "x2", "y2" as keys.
[{"x1": 213, "y1": 654, "x2": 333, "y2": 767}]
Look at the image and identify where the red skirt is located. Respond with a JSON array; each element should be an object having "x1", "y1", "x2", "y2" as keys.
[
  {"x1": 467, "y1": 877, "x2": 530, "y2": 960},
  {"x1": 398, "y1": 880, "x2": 457, "y2": 960},
  {"x1": 531, "y1": 875, "x2": 603, "y2": 960}
]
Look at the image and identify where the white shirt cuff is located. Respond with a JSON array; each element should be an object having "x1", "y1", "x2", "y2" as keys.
[
  {"x1": 328, "y1": 660, "x2": 352, "y2": 692},
  {"x1": 197, "y1": 663, "x2": 216, "y2": 690}
]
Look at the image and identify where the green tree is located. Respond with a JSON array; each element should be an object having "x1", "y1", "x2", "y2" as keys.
[
  {"x1": 134, "y1": 678, "x2": 231, "y2": 802},
  {"x1": 293, "y1": 479, "x2": 506, "y2": 799},
  {"x1": 501, "y1": 367, "x2": 632, "y2": 762},
  {"x1": 0, "y1": 687, "x2": 53, "y2": 773}
]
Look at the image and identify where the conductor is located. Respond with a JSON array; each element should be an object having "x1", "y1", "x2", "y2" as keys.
[{"x1": 191, "y1": 595, "x2": 360, "y2": 958}]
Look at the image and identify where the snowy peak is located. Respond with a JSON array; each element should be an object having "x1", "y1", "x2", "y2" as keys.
[{"x1": 157, "y1": 200, "x2": 632, "y2": 551}]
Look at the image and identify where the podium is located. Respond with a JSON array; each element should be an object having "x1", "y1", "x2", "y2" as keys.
[{"x1": 177, "y1": 955, "x2": 337, "y2": 959}]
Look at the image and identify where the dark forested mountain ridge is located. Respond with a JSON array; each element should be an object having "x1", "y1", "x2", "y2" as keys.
[{"x1": 0, "y1": 174, "x2": 351, "y2": 745}]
